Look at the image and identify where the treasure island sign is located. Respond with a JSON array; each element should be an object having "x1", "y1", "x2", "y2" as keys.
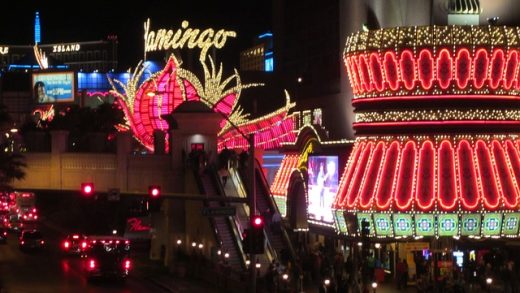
[{"x1": 144, "y1": 18, "x2": 237, "y2": 61}]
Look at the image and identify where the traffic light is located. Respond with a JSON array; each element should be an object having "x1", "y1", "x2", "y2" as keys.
[
  {"x1": 250, "y1": 215, "x2": 265, "y2": 254},
  {"x1": 148, "y1": 185, "x2": 161, "y2": 198},
  {"x1": 147, "y1": 185, "x2": 161, "y2": 212},
  {"x1": 81, "y1": 182, "x2": 94, "y2": 196}
]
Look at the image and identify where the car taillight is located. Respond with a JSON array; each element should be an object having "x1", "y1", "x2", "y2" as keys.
[
  {"x1": 89, "y1": 259, "x2": 96, "y2": 269},
  {"x1": 64, "y1": 241, "x2": 70, "y2": 249},
  {"x1": 124, "y1": 259, "x2": 131, "y2": 269},
  {"x1": 81, "y1": 241, "x2": 87, "y2": 249}
]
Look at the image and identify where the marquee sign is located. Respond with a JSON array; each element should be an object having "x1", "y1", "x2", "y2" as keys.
[{"x1": 144, "y1": 19, "x2": 237, "y2": 61}]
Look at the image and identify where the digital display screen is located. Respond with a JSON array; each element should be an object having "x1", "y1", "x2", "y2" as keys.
[
  {"x1": 461, "y1": 214, "x2": 481, "y2": 236},
  {"x1": 482, "y1": 213, "x2": 502, "y2": 236},
  {"x1": 438, "y1": 214, "x2": 458, "y2": 236},
  {"x1": 334, "y1": 210, "x2": 348, "y2": 234},
  {"x1": 307, "y1": 156, "x2": 338, "y2": 223},
  {"x1": 415, "y1": 214, "x2": 435, "y2": 236},
  {"x1": 502, "y1": 213, "x2": 520, "y2": 235},
  {"x1": 393, "y1": 214, "x2": 413, "y2": 236},
  {"x1": 33, "y1": 72, "x2": 75, "y2": 103},
  {"x1": 373, "y1": 213, "x2": 393, "y2": 236}
]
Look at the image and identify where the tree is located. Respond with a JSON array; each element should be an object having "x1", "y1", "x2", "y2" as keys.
[{"x1": 0, "y1": 105, "x2": 26, "y2": 190}]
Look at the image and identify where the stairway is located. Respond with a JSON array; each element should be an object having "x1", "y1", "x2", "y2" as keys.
[{"x1": 197, "y1": 169, "x2": 244, "y2": 271}]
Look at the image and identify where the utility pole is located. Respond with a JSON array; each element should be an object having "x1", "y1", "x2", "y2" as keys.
[{"x1": 248, "y1": 133, "x2": 257, "y2": 293}]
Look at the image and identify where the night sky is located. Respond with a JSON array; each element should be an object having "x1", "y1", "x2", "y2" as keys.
[{"x1": 0, "y1": 0, "x2": 272, "y2": 70}]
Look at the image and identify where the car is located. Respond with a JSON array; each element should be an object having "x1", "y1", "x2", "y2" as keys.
[
  {"x1": 0, "y1": 227, "x2": 7, "y2": 243},
  {"x1": 62, "y1": 234, "x2": 88, "y2": 256},
  {"x1": 19, "y1": 229, "x2": 44, "y2": 251},
  {"x1": 84, "y1": 236, "x2": 131, "y2": 281}
]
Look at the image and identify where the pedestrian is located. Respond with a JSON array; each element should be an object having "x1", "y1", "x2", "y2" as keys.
[{"x1": 271, "y1": 210, "x2": 281, "y2": 234}]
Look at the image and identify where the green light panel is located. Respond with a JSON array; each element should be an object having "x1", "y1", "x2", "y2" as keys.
[
  {"x1": 393, "y1": 214, "x2": 413, "y2": 236},
  {"x1": 502, "y1": 213, "x2": 520, "y2": 236},
  {"x1": 357, "y1": 213, "x2": 373, "y2": 234},
  {"x1": 438, "y1": 214, "x2": 459, "y2": 236},
  {"x1": 334, "y1": 210, "x2": 348, "y2": 234},
  {"x1": 461, "y1": 214, "x2": 481, "y2": 236},
  {"x1": 482, "y1": 213, "x2": 502, "y2": 236},
  {"x1": 373, "y1": 213, "x2": 393, "y2": 236},
  {"x1": 415, "y1": 214, "x2": 435, "y2": 236}
]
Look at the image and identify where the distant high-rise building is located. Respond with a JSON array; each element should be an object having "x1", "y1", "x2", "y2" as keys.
[
  {"x1": 34, "y1": 11, "x2": 41, "y2": 44},
  {"x1": 240, "y1": 32, "x2": 274, "y2": 72}
]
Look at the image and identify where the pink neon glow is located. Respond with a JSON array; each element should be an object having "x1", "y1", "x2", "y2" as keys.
[
  {"x1": 475, "y1": 140, "x2": 500, "y2": 210},
  {"x1": 400, "y1": 50, "x2": 416, "y2": 90},
  {"x1": 457, "y1": 140, "x2": 479, "y2": 210},
  {"x1": 383, "y1": 51, "x2": 399, "y2": 91},
  {"x1": 491, "y1": 140, "x2": 518, "y2": 208},
  {"x1": 437, "y1": 49, "x2": 453, "y2": 90},
  {"x1": 369, "y1": 53, "x2": 384, "y2": 91},
  {"x1": 437, "y1": 140, "x2": 457, "y2": 211},
  {"x1": 455, "y1": 48, "x2": 471, "y2": 89},
  {"x1": 359, "y1": 141, "x2": 384, "y2": 209},
  {"x1": 374, "y1": 141, "x2": 399, "y2": 210},
  {"x1": 346, "y1": 142, "x2": 373, "y2": 208},
  {"x1": 337, "y1": 142, "x2": 366, "y2": 208},
  {"x1": 416, "y1": 140, "x2": 435, "y2": 211},
  {"x1": 393, "y1": 141, "x2": 416, "y2": 210},
  {"x1": 473, "y1": 48, "x2": 489, "y2": 89},
  {"x1": 504, "y1": 51, "x2": 518, "y2": 89},
  {"x1": 418, "y1": 49, "x2": 434, "y2": 90},
  {"x1": 490, "y1": 49, "x2": 505, "y2": 89}
]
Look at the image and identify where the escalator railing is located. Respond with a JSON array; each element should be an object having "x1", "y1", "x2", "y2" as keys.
[{"x1": 193, "y1": 166, "x2": 246, "y2": 270}]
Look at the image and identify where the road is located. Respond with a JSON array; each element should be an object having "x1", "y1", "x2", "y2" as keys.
[{"x1": 0, "y1": 192, "x2": 169, "y2": 293}]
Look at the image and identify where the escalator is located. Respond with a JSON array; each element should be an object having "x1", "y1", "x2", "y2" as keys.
[
  {"x1": 233, "y1": 159, "x2": 297, "y2": 265},
  {"x1": 194, "y1": 167, "x2": 247, "y2": 271}
]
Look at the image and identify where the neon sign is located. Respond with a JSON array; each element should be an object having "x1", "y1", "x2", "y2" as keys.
[
  {"x1": 0, "y1": 46, "x2": 8, "y2": 55},
  {"x1": 52, "y1": 44, "x2": 80, "y2": 53},
  {"x1": 144, "y1": 19, "x2": 237, "y2": 61}
]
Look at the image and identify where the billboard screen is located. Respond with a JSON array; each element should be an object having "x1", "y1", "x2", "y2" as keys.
[
  {"x1": 307, "y1": 156, "x2": 338, "y2": 223},
  {"x1": 32, "y1": 72, "x2": 75, "y2": 103}
]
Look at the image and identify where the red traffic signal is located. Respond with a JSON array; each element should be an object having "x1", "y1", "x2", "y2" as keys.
[
  {"x1": 148, "y1": 185, "x2": 161, "y2": 198},
  {"x1": 252, "y1": 215, "x2": 264, "y2": 228},
  {"x1": 81, "y1": 183, "x2": 94, "y2": 195}
]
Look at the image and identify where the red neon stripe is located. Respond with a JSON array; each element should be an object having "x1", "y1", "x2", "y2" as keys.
[
  {"x1": 418, "y1": 49, "x2": 434, "y2": 90},
  {"x1": 375, "y1": 141, "x2": 400, "y2": 210},
  {"x1": 455, "y1": 48, "x2": 471, "y2": 89},
  {"x1": 437, "y1": 49, "x2": 453, "y2": 90},
  {"x1": 393, "y1": 141, "x2": 416, "y2": 210},
  {"x1": 369, "y1": 53, "x2": 384, "y2": 91},
  {"x1": 506, "y1": 140, "x2": 520, "y2": 206},
  {"x1": 475, "y1": 140, "x2": 500, "y2": 210},
  {"x1": 415, "y1": 140, "x2": 435, "y2": 211},
  {"x1": 473, "y1": 48, "x2": 489, "y2": 89},
  {"x1": 358, "y1": 55, "x2": 372, "y2": 92},
  {"x1": 346, "y1": 142, "x2": 373, "y2": 208},
  {"x1": 489, "y1": 49, "x2": 506, "y2": 89},
  {"x1": 503, "y1": 50, "x2": 518, "y2": 89},
  {"x1": 491, "y1": 140, "x2": 518, "y2": 208},
  {"x1": 400, "y1": 50, "x2": 416, "y2": 90},
  {"x1": 437, "y1": 140, "x2": 457, "y2": 211},
  {"x1": 349, "y1": 56, "x2": 363, "y2": 94},
  {"x1": 336, "y1": 142, "x2": 365, "y2": 208},
  {"x1": 345, "y1": 56, "x2": 359, "y2": 94},
  {"x1": 457, "y1": 140, "x2": 480, "y2": 210},
  {"x1": 383, "y1": 51, "x2": 399, "y2": 91},
  {"x1": 359, "y1": 142, "x2": 385, "y2": 209}
]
